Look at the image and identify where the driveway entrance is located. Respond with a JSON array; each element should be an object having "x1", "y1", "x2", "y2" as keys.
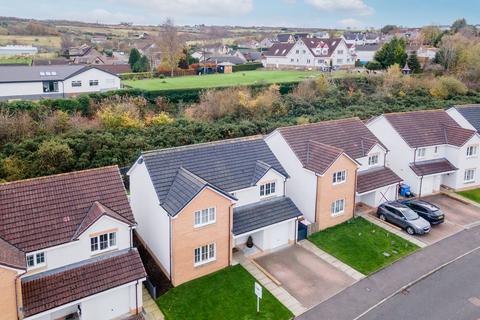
[{"x1": 255, "y1": 245, "x2": 355, "y2": 308}]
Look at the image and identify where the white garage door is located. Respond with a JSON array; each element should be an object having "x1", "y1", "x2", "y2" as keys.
[{"x1": 263, "y1": 222, "x2": 290, "y2": 250}]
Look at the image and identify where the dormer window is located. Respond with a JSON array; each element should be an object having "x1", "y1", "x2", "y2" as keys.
[
  {"x1": 26, "y1": 252, "x2": 46, "y2": 268},
  {"x1": 260, "y1": 181, "x2": 276, "y2": 197},
  {"x1": 368, "y1": 154, "x2": 379, "y2": 166},
  {"x1": 91, "y1": 232, "x2": 116, "y2": 253},
  {"x1": 417, "y1": 148, "x2": 426, "y2": 159}
]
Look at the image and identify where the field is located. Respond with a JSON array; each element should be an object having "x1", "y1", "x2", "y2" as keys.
[
  {"x1": 0, "y1": 35, "x2": 61, "y2": 48},
  {"x1": 0, "y1": 57, "x2": 32, "y2": 65},
  {"x1": 124, "y1": 70, "x2": 324, "y2": 91}
]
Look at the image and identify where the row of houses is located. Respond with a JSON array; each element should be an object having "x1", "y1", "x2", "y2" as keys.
[{"x1": 1, "y1": 105, "x2": 479, "y2": 319}]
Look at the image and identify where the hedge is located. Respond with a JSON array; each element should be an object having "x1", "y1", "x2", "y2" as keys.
[
  {"x1": 120, "y1": 72, "x2": 153, "y2": 81},
  {"x1": 232, "y1": 63, "x2": 264, "y2": 72}
]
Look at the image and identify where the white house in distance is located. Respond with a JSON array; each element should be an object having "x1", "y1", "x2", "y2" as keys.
[
  {"x1": 0, "y1": 65, "x2": 121, "y2": 101},
  {"x1": 367, "y1": 110, "x2": 480, "y2": 197},
  {"x1": 0, "y1": 45, "x2": 38, "y2": 56},
  {"x1": 263, "y1": 37, "x2": 355, "y2": 70},
  {"x1": 0, "y1": 166, "x2": 146, "y2": 320}
]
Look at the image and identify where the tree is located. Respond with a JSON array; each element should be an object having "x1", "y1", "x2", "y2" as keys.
[
  {"x1": 159, "y1": 18, "x2": 184, "y2": 77},
  {"x1": 133, "y1": 55, "x2": 150, "y2": 72},
  {"x1": 35, "y1": 140, "x2": 74, "y2": 174},
  {"x1": 452, "y1": 18, "x2": 467, "y2": 33},
  {"x1": 421, "y1": 25, "x2": 442, "y2": 46},
  {"x1": 374, "y1": 37, "x2": 408, "y2": 69},
  {"x1": 407, "y1": 53, "x2": 422, "y2": 73},
  {"x1": 381, "y1": 25, "x2": 397, "y2": 34},
  {"x1": 128, "y1": 48, "x2": 141, "y2": 69}
]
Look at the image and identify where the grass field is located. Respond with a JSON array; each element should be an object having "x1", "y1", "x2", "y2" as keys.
[
  {"x1": 308, "y1": 217, "x2": 419, "y2": 275},
  {"x1": 0, "y1": 57, "x2": 32, "y2": 65},
  {"x1": 0, "y1": 35, "x2": 61, "y2": 48},
  {"x1": 457, "y1": 189, "x2": 480, "y2": 204},
  {"x1": 157, "y1": 265, "x2": 293, "y2": 320},
  {"x1": 124, "y1": 70, "x2": 324, "y2": 91}
]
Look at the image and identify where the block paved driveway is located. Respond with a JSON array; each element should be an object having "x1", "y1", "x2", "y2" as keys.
[{"x1": 255, "y1": 245, "x2": 355, "y2": 309}]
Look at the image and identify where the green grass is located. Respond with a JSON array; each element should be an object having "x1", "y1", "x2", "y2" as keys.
[
  {"x1": 124, "y1": 70, "x2": 323, "y2": 91},
  {"x1": 157, "y1": 265, "x2": 292, "y2": 320},
  {"x1": 309, "y1": 217, "x2": 419, "y2": 275},
  {"x1": 457, "y1": 188, "x2": 480, "y2": 204},
  {"x1": 0, "y1": 57, "x2": 32, "y2": 65}
]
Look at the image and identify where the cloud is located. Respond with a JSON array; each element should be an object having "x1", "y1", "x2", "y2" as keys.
[
  {"x1": 109, "y1": 0, "x2": 254, "y2": 17},
  {"x1": 337, "y1": 18, "x2": 365, "y2": 29},
  {"x1": 305, "y1": 0, "x2": 374, "y2": 16}
]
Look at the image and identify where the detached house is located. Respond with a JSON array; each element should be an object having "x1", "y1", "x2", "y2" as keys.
[
  {"x1": 367, "y1": 110, "x2": 480, "y2": 197},
  {"x1": 265, "y1": 118, "x2": 402, "y2": 230},
  {"x1": 0, "y1": 166, "x2": 146, "y2": 320},
  {"x1": 263, "y1": 38, "x2": 355, "y2": 70},
  {"x1": 446, "y1": 104, "x2": 480, "y2": 132},
  {"x1": 128, "y1": 137, "x2": 302, "y2": 287}
]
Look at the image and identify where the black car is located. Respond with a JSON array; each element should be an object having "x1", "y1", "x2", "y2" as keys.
[{"x1": 401, "y1": 199, "x2": 445, "y2": 225}]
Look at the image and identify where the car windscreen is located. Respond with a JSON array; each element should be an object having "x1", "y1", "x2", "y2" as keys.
[{"x1": 399, "y1": 207, "x2": 419, "y2": 220}]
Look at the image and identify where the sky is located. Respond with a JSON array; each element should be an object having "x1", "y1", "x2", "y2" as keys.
[{"x1": 0, "y1": 0, "x2": 479, "y2": 29}]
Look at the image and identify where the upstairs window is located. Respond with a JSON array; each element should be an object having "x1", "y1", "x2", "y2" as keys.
[
  {"x1": 91, "y1": 232, "x2": 116, "y2": 253},
  {"x1": 89, "y1": 80, "x2": 99, "y2": 86},
  {"x1": 71, "y1": 80, "x2": 82, "y2": 87},
  {"x1": 26, "y1": 252, "x2": 46, "y2": 268},
  {"x1": 194, "y1": 208, "x2": 216, "y2": 227},
  {"x1": 368, "y1": 154, "x2": 379, "y2": 166},
  {"x1": 260, "y1": 182, "x2": 276, "y2": 197},
  {"x1": 467, "y1": 145, "x2": 478, "y2": 157},
  {"x1": 332, "y1": 170, "x2": 347, "y2": 184},
  {"x1": 337, "y1": 50, "x2": 344, "y2": 54},
  {"x1": 417, "y1": 148, "x2": 426, "y2": 158}
]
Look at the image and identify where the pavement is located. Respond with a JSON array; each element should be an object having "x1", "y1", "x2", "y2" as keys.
[
  {"x1": 255, "y1": 245, "x2": 356, "y2": 308},
  {"x1": 142, "y1": 287, "x2": 164, "y2": 320},
  {"x1": 359, "y1": 247, "x2": 480, "y2": 320},
  {"x1": 297, "y1": 224, "x2": 480, "y2": 320}
]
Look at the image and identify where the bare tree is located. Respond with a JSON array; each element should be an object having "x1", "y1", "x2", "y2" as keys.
[{"x1": 158, "y1": 18, "x2": 184, "y2": 77}]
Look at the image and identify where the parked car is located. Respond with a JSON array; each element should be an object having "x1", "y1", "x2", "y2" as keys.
[
  {"x1": 401, "y1": 199, "x2": 445, "y2": 225},
  {"x1": 377, "y1": 201, "x2": 431, "y2": 235}
]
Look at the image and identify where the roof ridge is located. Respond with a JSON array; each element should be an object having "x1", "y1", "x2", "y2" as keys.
[
  {"x1": 278, "y1": 117, "x2": 361, "y2": 132},
  {"x1": 142, "y1": 135, "x2": 264, "y2": 156},
  {"x1": 385, "y1": 109, "x2": 445, "y2": 117},
  {"x1": 307, "y1": 140, "x2": 344, "y2": 153},
  {"x1": 0, "y1": 165, "x2": 119, "y2": 188}
]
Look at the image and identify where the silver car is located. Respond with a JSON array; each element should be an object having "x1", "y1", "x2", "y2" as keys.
[{"x1": 377, "y1": 201, "x2": 431, "y2": 235}]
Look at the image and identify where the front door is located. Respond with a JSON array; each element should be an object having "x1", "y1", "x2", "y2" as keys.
[{"x1": 298, "y1": 222, "x2": 308, "y2": 241}]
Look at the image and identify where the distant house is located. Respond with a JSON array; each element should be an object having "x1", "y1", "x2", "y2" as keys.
[
  {"x1": 313, "y1": 31, "x2": 330, "y2": 39},
  {"x1": 355, "y1": 44, "x2": 381, "y2": 64},
  {"x1": 277, "y1": 34, "x2": 296, "y2": 43},
  {"x1": 236, "y1": 39, "x2": 259, "y2": 49},
  {"x1": 234, "y1": 49, "x2": 262, "y2": 62},
  {"x1": 258, "y1": 37, "x2": 278, "y2": 49},
  {"x1": 206, "y1": 55, "x2": 246, "y2": 65},
  {"x1": 343, "y1": 32, "x2": 380, "y2": 46},
  {"x1": 416, "y1": 46, "x2": 438, "y2": 61},
  {"x1": 0, "y1": 45, "x2": 38, "y2": 56},
  {"x1": 263, "y1": 38, "x2": 355, "y2": 70},
  {"x1": 0, "y1": 65, "x2": 121, "y2": 101}
]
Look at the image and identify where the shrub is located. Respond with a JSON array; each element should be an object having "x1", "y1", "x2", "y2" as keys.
[
  {"x1": 430, "y1": 76, "x2": 468, "y2": 99},
  {"x1": 35, "y1": 140, "x2": 74, "y2": 174},
  {"x1": 232, "y1": 63, "x2": 263, "y2": 72},
  {"x1": 366, "y1": 60, "x2": 382, "y2": 70},
  {"x1": 146, "y1": 112, "x2": 175, "y2": 126}
]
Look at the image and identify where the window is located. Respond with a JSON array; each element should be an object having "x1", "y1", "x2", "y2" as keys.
[
  {"x1": 416, "y1": 148, "x2": 426, "y2": 158},
  {"x1": 368, "y1": 154, "x2": 379, "y2": 166},
  {"x1": 332, "y1": 170, "x2": 347, "y2": 184},
  {"x1": 290, "y1": 58, "x2": 294, "y2": 62},
  {"x1": 26, "y1": 252, "x2": 46, "y2": 268},
  {"x1": 434, "y1": 146, "x2": 438, "y2": 154},
  {"x1": 90, "y1": 232, "x2": 117, "y2": 253},
  {"x1": 337, "y1": 59, "x2": 343, "y2": 64},
  {"x1": 295, "y1": 50, "x2": 300, "y2": 54},
  {"x1": 331, "y1": 199, "x2": 345, "y2": 216},
  {"x1": 42, "y1": 81, "x2": 59, "y2": 93},
  {"x1": 307, "y1": 59, "x2": 311, "y2": 64},
  {"x1": 194, "y1": 243, "x2": 216, "y2": 266},
  {"x1": 467, "y1": 145, "x2": 478, "y2": 157},
  {"x1": 260, "y1": 182, "x2": 276, "y2": 197},
  {"x1": 89, "y1": 80, "x2": 99, "y2": 86},
  {"x1": 194, "y1": 208, "x2": 216, "y2": 227},
  {"x1": 337, "y1": 50, "x2": 344, "y2": 54},
  {"x1": 464, "y1": 169, "x2": 476, "y2": 183},
  {"x1": 71, "y1": 80, "x2": 82, "y2": 87}
]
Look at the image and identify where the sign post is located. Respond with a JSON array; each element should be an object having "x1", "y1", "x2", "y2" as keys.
[{"x1": 255, "y1": 282, "x2": 262, "y2": 313}]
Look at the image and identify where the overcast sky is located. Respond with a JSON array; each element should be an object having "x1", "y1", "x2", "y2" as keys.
[{"x1": 1, "y1": 0, "x2": 479, "y2": 28}]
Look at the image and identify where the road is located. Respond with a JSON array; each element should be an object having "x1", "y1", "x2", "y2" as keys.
[
  {"x1": 297, "y1": 225, "x2": 480, "y2": 320},
  {"x1": 360, "y1": 248, "x2": 480, "y2": 320}
]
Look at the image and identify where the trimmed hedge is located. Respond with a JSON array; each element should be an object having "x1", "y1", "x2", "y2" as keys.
[
  {"x1": 232, "y1": 63, "x2": 264, "y2": 72},
  {"x1": 120, "y1": 72, "x2": 153, "y2": 80}
]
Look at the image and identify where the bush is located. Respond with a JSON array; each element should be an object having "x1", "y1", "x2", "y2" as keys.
[
  {"x1": 232, "y1": 63, "x2": 263, "y2": 72},
  {"x1": 366, "y1": 61, "x2": 382, "y2": 70},
  {"x1": 120, "y1": 72, "x2": 153, "y2": 81},
  {"x1": 430, "y1": 76, "x2": 468, "y2": 99}
]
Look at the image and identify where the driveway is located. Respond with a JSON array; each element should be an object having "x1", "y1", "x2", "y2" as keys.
[
  {"x1": 424, "y1": 194, "x2": 480, "y2": 228},
  {"x1": 255, "y1": 245, "x2": 355, "y2": 308}
]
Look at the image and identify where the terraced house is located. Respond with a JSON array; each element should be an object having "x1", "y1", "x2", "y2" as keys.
[
  {"x1": 128, "y1": 137, "x2": 303, "y2": 286},
  {"x1": 0, "y1": 166, "x2": 146, "y2": 320},
  {"x1": 265, "y1": 118, "x2": 402, "y2": 231},
  {"x1": 368, "y1": 110, "x2": 480, "y2": 196}
]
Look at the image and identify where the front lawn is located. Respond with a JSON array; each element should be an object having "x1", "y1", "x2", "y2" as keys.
[
  {"x1": 157, "y1": 265, "x2": 293, "y2": 320},
  {"x1": 457, "y1": 188, "x2": 480, "y2": 204},
  {"x1": 124, "y1": 70, "x2": 322, "y2": 91},
  {"x1": 308, "y1": 217, "x2": 419, "y2": 275}
]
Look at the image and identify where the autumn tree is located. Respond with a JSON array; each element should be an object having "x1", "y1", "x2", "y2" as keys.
[
  {"x1": 421, "y1": 25, "x2": 442, "y2": 46},
  {"x1": 159, "y1": 18, "x2": 184, "y2": 77}
]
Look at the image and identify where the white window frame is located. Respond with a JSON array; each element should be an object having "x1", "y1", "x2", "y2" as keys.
[
  {"x1": 71, "y1": 80, "x2": 82, "y2": 87},
  {"x1": 332, "y1": 170, "x2": 347, "y2": 185},
  {"x1": 417, "y1": 148, "x2": 426, "y2": 159},
  {"x1": 464, "y1": 168, "x2": 476, "y2": 183},
  {"x1": 90, "y1": 231, "x2": 117, "y2": 254},
  {"x1": 368, "y1": 154, "x2": 379, "y2": 166},
  {"x1": 466, "y1": 145, "x2": 478, "y2": 158},
  {"x1": 89, "y1": 80, "x2": 99, "y2": 86},
  {"x1": 26, "y1": 252, "x2": 46, "y2": 269},
  {"x1": 260, "y1": 181, "x2": 276, "y2": 197},
  {"x1": 194, "y1": 207, "x2": 216, "y2": 227},
  {"x1": 194, "y1": 243, "x2": 216, "y2": 266},
  {"x1": 331, "y1": 199, "x2": 345, "y2": 216}
]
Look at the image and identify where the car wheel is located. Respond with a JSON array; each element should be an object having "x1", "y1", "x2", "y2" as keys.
[
  {"x1": 406, "y1": 227, "x2": 415, "y2": 235},
  {"x1": 379, "y1": 214, "x2": 386, "y2": 221}
]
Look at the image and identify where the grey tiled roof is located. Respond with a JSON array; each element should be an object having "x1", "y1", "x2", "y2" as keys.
[
  {"x1": 141, "y1": 137, "x2": 288, "y2": 216},
  {"x1": 455, "y1": 105, "x2": 480, "y2": 132},
  {"x1": 251, "y1": 161, "x2": 272, "y2": 186},
  {"x1": 233, "y1": 197, "x2": 302, "y2": 235}
]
